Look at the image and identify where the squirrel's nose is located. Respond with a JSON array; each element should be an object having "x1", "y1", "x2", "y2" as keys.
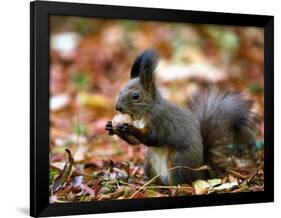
[{"x1": 115, "y1": 104, "x2": 123, "y2": 113}]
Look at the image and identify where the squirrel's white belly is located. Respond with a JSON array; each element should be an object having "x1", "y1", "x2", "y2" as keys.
[
  {"x1": 133, "y1": 117, "x2": 146, "y2": 129},
  {"x1": 148, "y1": 147, "x2": 170, "y2": 184},
  {"x1": 134, "y1": 117, "x2": 170, "y2": 184}
]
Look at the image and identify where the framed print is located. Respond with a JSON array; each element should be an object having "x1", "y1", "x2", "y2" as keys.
[{"x1": 30, "y1": 0, "x2": 274, "y2": 217}]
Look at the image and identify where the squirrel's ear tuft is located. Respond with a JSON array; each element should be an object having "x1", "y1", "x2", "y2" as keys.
[
  {"x1": 130, "y1": 49, "x2": 159, "y2": 80},
  {"x1": 130, "y1": 52, "x2": 143, "y2": 79},
  {"x1": 139, "y1": 49, "x2": 159, "y2": 93}
]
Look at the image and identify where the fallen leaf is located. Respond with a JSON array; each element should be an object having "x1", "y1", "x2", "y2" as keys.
[
  {"x1": 193, "y1": 180, "x2": 210, "y2": 195},
  {"x1": 51, "y1": 149, "x2": 74, "y2": 194},
  {"x1": 213, "y1": 182, "x2": 238, "y2": 191},
  {"x1": 207, "y1": 178, "x2": 221, "y2": 187},
  {"x1": 50, "y1": 94, "x2": 71, "y2": 112}
]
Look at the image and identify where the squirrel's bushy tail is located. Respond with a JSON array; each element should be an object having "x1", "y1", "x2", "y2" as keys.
[{"x1": 189, "y1": 88, "x2": 257, "y2": 172}]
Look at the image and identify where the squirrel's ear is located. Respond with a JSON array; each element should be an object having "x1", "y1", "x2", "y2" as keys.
[
  {"x1": 130, "y1": 52, "x2": 143, "y2": 79},
  {"x1": 139, "y1": 49, "x2": 159, "y2": 93}
]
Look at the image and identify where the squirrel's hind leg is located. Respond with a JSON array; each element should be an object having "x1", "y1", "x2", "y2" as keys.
[{"x1": 169, "y1": 151, "x2": 206, "y2": 185}]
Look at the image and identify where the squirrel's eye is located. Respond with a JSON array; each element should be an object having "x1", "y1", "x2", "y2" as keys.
[{"x1": 132, "y1": 91, "x2": 140, "y2": 100}]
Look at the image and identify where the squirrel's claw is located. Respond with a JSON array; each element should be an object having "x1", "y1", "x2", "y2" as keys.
[
  {"x1": 105, "y1": 121, "x2": 112, "y2": 128},
  {"x1": 105, "y1": 121, "x2": 114, "y2": 135}
]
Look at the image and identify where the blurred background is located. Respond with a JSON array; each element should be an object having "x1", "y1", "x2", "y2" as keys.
[{"x1": 49, "y1": 16, "x2": 264, "y2": 201}]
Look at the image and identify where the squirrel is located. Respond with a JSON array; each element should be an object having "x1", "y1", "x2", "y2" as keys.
[{"x1": 105, "y1": 49, "x2": 256, "y2": 185}]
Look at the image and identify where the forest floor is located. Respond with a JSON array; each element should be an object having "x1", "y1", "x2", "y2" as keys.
[{"x1": 49, "y1": 18, "x2": 264, "y2": 202}]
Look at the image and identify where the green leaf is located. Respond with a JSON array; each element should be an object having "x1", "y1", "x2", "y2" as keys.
[
  {"x1": 73, "y1": 122, "x2": 87, "y2": 136},
  {"x1": 72, "y1": 72, "x2": 89, "y2": 90},
  {"x1": 220, "y1": 31, "x2": 239, "y2": 50},
  {"x1": 49, "y1": 169, "x2": 58, "y2": 185},
  {"x1": 249, "y1": 82, "x2": 263, "y2": 94}
]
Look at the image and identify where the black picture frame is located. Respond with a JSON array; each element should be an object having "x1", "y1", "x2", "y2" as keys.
[{"x1": 30, "y1": 0, "x2": 274, "y2": 217}]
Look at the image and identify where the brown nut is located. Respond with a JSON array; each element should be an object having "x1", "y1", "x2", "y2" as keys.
[{"x1": 112, "y1": 113, "x2": 133, "y2": 127}]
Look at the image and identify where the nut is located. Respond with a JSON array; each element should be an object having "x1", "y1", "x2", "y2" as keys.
[{"x1": 112, "y1": 113, "x2": 133, "y2": 127}]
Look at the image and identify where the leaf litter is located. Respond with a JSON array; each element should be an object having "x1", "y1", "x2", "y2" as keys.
[{"x1": 49, "y1": 18, "x2": 265, "y2": 202}]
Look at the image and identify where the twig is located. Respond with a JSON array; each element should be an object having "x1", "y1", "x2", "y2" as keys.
[
  {"x1": 226, "y1": 169, "x2": 248, "y2": 179},
  {"x1": 52, "y1": 199, "x2": 72, "y2": 203},
  {"x1": 145, "y1": 185, "x2": 190, "y2": 189},
  {"x1": 240, "y1": 162, "x2": 263, "y2": 186},
  {"x1": 129, "y1": 165, "x2": 209, "y2": 199},
  {"x1": 119, "y1": 181, "x2": 191, "y2": 190},
  {"x1": 73, "y1": 112, "x2": 80, "y2": 155}
]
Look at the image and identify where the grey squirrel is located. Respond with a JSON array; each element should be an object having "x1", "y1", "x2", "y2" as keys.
[{"x1": 105, "y1": 49, "x2": 256, "y2": 185}]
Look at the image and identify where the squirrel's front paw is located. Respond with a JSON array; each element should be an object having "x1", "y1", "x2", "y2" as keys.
[
  {"x1": 105, "y1": 121, "x2": 114, "y2": 135},
  {"x1": 116, "y1": 123, "x2": 130, "y2": 137}
]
